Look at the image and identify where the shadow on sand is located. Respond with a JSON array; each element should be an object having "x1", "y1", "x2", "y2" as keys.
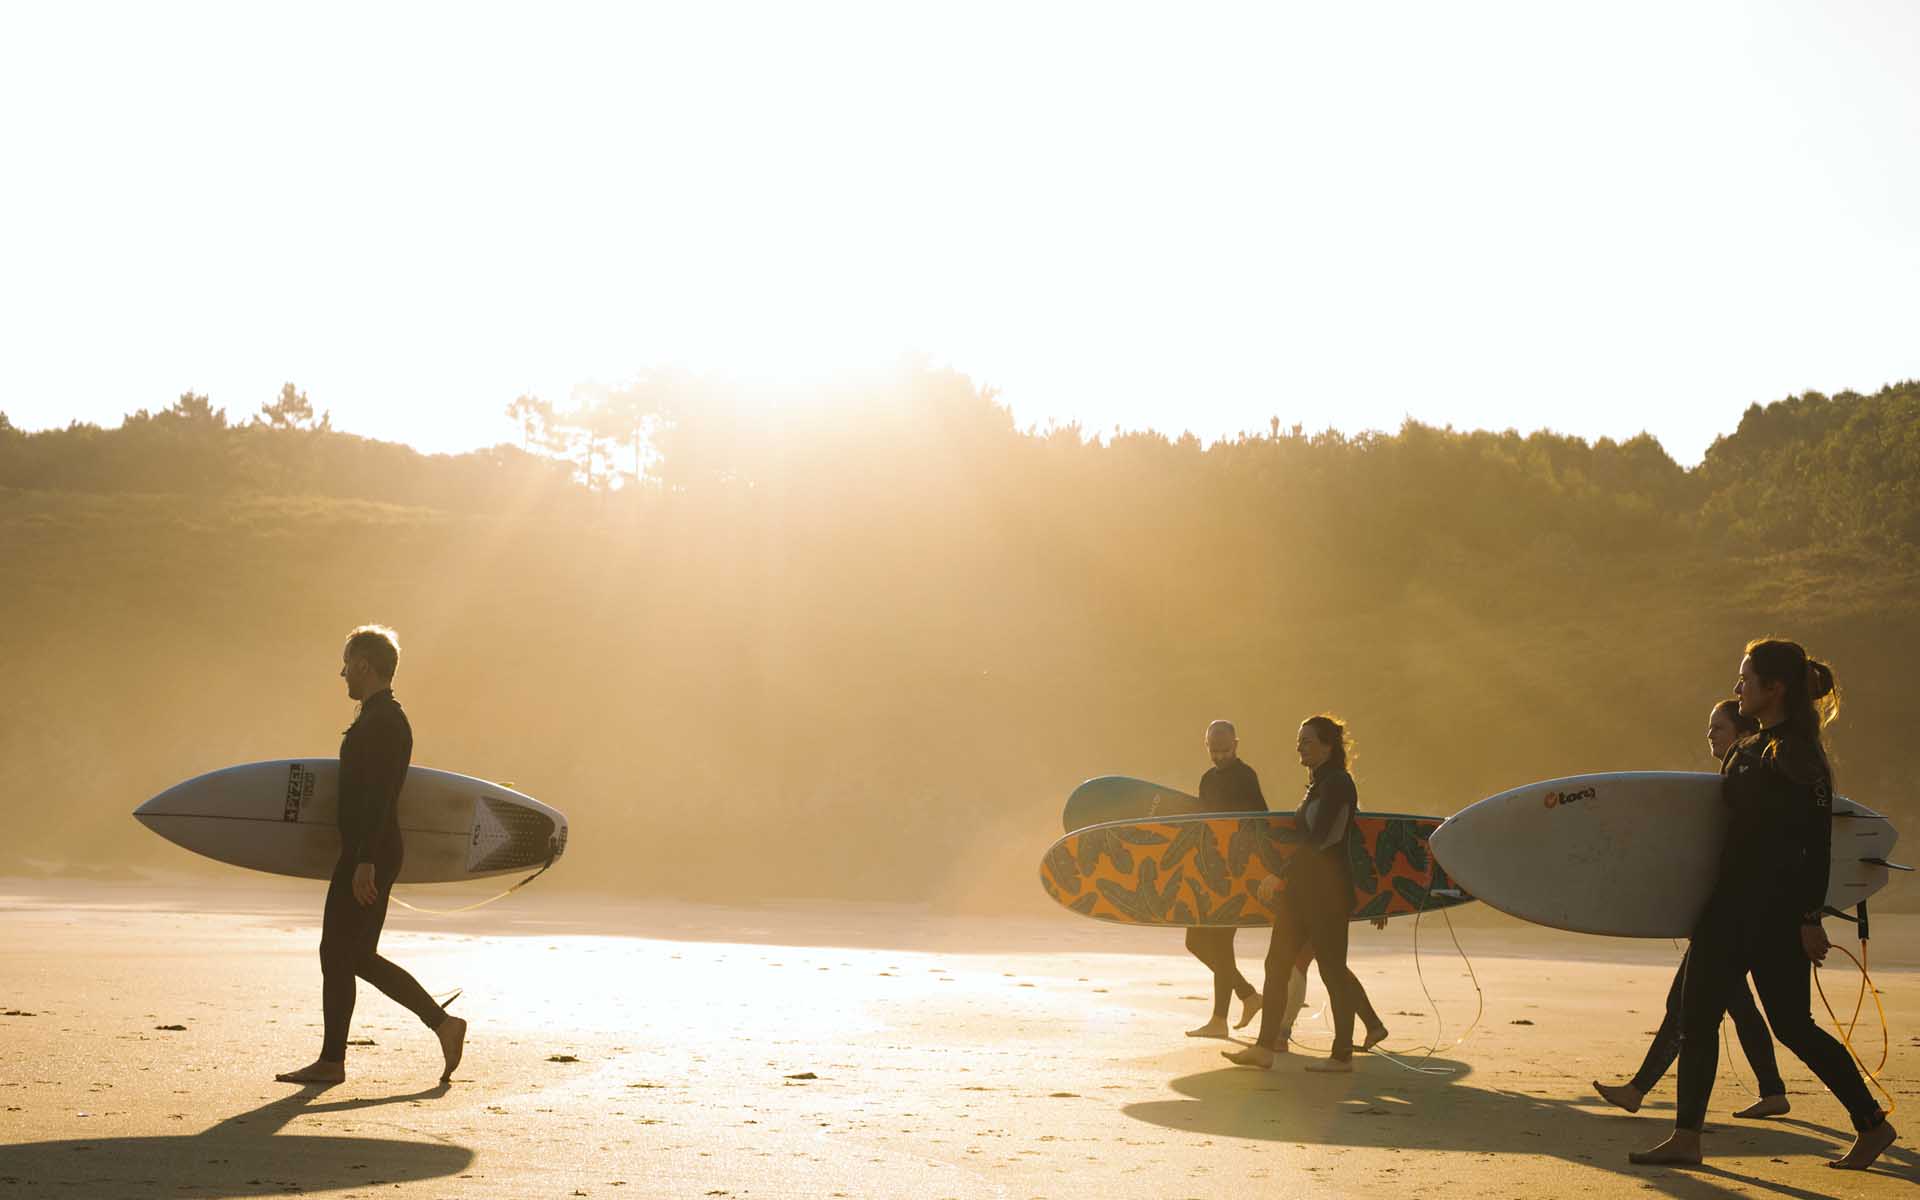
[
  {"x1": 1123, "y1": 1053, "x2": 1917, "y2": 1200},
  {"x1": 0, "y1": 1084, "x2": 472, "y2": 1198}
]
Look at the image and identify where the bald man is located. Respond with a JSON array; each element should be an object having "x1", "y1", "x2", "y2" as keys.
[{"x1": 1183, "y1": 720, "x2": 1269, "y2": 1038}]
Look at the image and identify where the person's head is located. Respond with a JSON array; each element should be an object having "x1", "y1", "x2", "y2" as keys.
[
  {"x1": 1706, "y1": 697, "x2": 1758, "y2": 761},
  {"x1": 1205, "y1": 720, "x2": 1239, "y2": 768},
  {"x1": 340, "y1": 624, "x2": 401, "y2": 702},
  {"x1": 1735, "y1": 636, "x2": 1838, "y2": 748},
  {"x1": 1296, "y1": 714, "x2": 1349, "y2": 773}
]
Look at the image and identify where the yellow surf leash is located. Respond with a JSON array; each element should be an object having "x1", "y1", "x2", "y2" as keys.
[
  {"x1": 1812, "y1": 924, "x2": 1896, "y2": 1118},
  {"x1": 388, "y1": 843, "x2": 559, "y2": 916}
]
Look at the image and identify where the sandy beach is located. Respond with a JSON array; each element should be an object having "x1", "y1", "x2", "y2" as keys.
[{"x1": 4, "y1": 878, "x2": 1917, "y2": 1198}]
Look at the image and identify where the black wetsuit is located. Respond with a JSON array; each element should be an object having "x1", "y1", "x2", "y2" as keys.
[
  {"x1": 1188, "y1": 759, "x2": 1267, "y2": 1021},
  {"x1": 1673, "y1": 727, "x2": 1881, "y2": 1132},
  {"x1": 1253, "y1": 763, "x2": 1380, "y2": 1058},
  {"x1": 319, "y1": 688, "x2": 445, "y2": 1062},
  {"x1": 1630, "y1": 951, "x2": 1783, "y2": 1098}
]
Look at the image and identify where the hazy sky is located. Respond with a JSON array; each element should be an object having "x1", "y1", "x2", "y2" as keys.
[{"x1": 3, "y1": 1, "x2": 1916, "y2": 465}]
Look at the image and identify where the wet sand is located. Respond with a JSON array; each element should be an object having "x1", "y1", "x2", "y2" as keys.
[{"x1": 3, "y1": 878, "x2": 1918, "y2": 1198}]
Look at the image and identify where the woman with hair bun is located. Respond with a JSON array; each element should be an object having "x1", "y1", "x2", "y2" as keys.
[
  {"x1": 1631, "y1": 640, "x2": 1896, "y2": 1170},
  {"x1": 1595, "y1": 698, "x2": 1788, "y2": 1119},
  {"x1": 1223, "y1": 714, "x2": 1387, "y2": 1073}
]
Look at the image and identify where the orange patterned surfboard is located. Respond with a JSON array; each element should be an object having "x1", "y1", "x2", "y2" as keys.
[{"x1": 1039, "y1": 812, "x2": 1472, "y2": 927}]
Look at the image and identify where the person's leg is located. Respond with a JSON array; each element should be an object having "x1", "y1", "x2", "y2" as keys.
[
  {"x1": 1749, "y1": 922, "x2": 1893, "y2": 1168},
  {"x1": 355, "y1": 854, "x2": 466, "y2": 1080},
  {"x1": 1216, "y1": 926, "x2": 1262, "y2": 1028},
  {"x1": 1224, "y1": 912, "x2": 1310, "y2": 1067},
  {"x1": 320, "y1": 858, "x2": 366, "y2": 1061},
  {"x1": 1348, "y1": 969, "x2": 1387, "y2": 1049},
  {"x1": 1184, "y1": 927, "x2": 1227, "y2": 1027},
  {"x1": 1183, "y1": 927, "x2": 1239, "y2": 1035},
  {"x1": 277, "y1": 859, "x2": 363, "y2": 1082},
  {"x1": 1725, "y1": 976, "x2": 1788, "y2": 1116},
  {"x1": 1598, "y1": 953, "x2": 1686, "y2": 1112},
  {"x1": 1304, "y1": 879, "x2": 1357, "y2": 1065},
  {"x1": 1630, "y1": 916, "x2": 1742, "y2": 1164}
]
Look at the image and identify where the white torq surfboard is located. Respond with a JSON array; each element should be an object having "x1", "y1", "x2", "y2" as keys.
[
  {"x1": 134, "y1": 759, "x2": 569, "y2": 883},
  {"x1": 1428, "y1": 771, "x2": 1897, "y2": 938}
]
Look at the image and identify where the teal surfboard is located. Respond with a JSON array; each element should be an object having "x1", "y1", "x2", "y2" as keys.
[{"x1": 1063, "y1": 776, "x2": 1215, "y2": 833}]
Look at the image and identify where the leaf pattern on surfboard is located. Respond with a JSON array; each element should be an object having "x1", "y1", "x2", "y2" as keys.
[
  {"x1": 1373, "y1": 818, "x2": 1430, "y2": 876},
  {"x1": 1039, "y1": 812, "x2": 1467, "y2": 928},
  {"x1": 1043, "y1": 843, "x2": 1081, "y2": 895},
  {"x1": 1346, "y1": 826, "x2": 1379, "y2": 896},
  {"x1": 1095, "y1": 858, "x2": 1185, "y2": 923}
]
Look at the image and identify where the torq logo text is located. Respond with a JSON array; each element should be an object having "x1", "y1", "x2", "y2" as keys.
[{"x1": 1543, "y1": 787, "x2": 1597, "y2": 809}]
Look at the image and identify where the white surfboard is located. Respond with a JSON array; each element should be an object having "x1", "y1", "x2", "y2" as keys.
[
  {"x1": 1428, "y1": 771, "x2": 1898, "y2": 938},
  {"x1": 134, "y1": 759, "x2": 569, "y2": 883}
]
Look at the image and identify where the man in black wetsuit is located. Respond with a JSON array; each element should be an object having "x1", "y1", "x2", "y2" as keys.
[
  {"x1": 275, "y1": 625, "x2": 467, "y2": 1085},
  {"x1": 1182, "y1": 720, "x2": 1267, "y2": 1038}
]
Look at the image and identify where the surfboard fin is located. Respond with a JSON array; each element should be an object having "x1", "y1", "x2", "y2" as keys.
[{"x1": 1860, "y1": 857, "x2": 1913, "y2": 871}]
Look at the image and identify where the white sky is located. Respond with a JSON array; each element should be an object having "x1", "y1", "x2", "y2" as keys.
[{"x1": 2, "y1": 1, "x2": 1916, "y2": 465}]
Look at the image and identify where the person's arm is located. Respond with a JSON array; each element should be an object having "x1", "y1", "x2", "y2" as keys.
[
  {"x1": 1300, "y1": 774, "x2": 1354, "y2": 848},
  {"x1": 352, "y1": 714, "x2": 410, "y2": 864},
  {"x1": 1781, "y1": 750, "x2": 1833, "y2": 928}
]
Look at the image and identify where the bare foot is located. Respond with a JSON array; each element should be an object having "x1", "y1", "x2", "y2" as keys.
[
  {"x1": 1592, "y1": 1080, "x2": 1644, "y2": 1113},
  {"x1": 1234, "y1": 992, "x2": 1261, "y2": 1030},
  {"x1": 274, "y1": 1059, "x2": 344, "y2": 1084},
  {"x1": 1222, "y1": 1045, "x2": 1275, "y2": 1069},
  {"x1": 1186, "y1": 1019, "x2": 1229, "y2": 1038},
  {"x1": 1732, "y1": 1094, "x2": 1789, "y2": 1119},
  {"x1": 1361, "y1": 1023, "x2": 1389, "y2": 1051},
  {"x1": 1304, "y1": 1056, "x2": 1353, "y2": 1073},
  {"x1": 1628, "y1": 1130, "x2": 1701, "y2": 1166},
  {"x1": 437, "y1": 1014, "x2": 467, "y2": 1081},
  {"x1": 1828, "y1": 1119, "x2": 1896, "y2": 1170}
]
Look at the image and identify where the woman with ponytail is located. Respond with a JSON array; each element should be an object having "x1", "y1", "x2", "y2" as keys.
[
  {"x1": 1223, "y1": 714, "x2": 1388, "y2": 1073},
  {"x1": 1632, "y1": 640, "x2": 1895, "y2": 1170}
]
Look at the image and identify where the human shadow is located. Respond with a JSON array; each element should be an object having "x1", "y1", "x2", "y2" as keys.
[
  {"x1": 1122, "y1": 1059, "x2": 1918, "y2": 1200},
  {"x1": 0, "y1": 1083, "x2": 472, "y2": 1198}
]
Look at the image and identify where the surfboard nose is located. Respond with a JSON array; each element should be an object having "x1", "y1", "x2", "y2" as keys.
[{"x1": 132, "y1": 779, "x2": 197, "y2": 838}]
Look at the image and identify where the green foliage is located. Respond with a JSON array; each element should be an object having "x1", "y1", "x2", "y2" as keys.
[
  {"x1": 1699, "y1": 383, "x2": 1920, "y2": 549},
  {"x1": 2, "y1": 370, "x2": 1917, "y2": 909}
]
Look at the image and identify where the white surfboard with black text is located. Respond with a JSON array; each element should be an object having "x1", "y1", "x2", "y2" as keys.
[
  {"x1": 1428, "y1": 770, "x2": 1899, "y2": 938},
  {"x1": 134, "y1": 759, "x2": 568, "y2": 883}
]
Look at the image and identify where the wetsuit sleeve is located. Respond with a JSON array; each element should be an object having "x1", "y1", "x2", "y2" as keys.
[
  {"x1": 1302, "y1": 772, "x2": 1356, "y2": 847},
  {"x1": 1243, "y1": 766, "x2": 1268, "y2": 813},
  {"x1": 349, "y1": 713, "x2": 410, "y2": 864},
  {"x1": 1780, "y1": 749, "x2": 1833, "y2": 923},
  {"x1": 1198, "y1": 770, "x2": 1219, "y2": 809}
]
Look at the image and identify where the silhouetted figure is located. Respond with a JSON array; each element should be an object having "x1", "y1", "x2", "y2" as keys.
[
  {"x1": 1594, "y1": 698, "x2": 1788, "y2": 1119},
  {"x1": 1225, "y1": 715, "x2": 1387, "y2": 1072},
  {"x1": 275, "y1": 625, "x2": 466, "y2": 1085},
  {"x1": 1631, "y1": 640, "x2": 1894, "y2": 1170},
  {"x1": 1182, "y1": 720, "x2": 1267, "y2": 1037}
]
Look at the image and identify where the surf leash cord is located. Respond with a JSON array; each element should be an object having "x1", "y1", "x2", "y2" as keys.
[
  {"x1": 1361, "y1": 882, "x2": 1485, "y2": 1077},
  {"x1": 1811, "y1": 901, "x2": 1896, "y2": 1119},
  {"x1": 389, "y1": 837, "x2": 560, "y2": 916}
]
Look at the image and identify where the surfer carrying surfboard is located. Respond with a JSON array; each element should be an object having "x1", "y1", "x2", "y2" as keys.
[
  {"x1": 1630, "y1": 639, "x2": 1895, "y2": 1170},
  {"x1": 1224, "y1": 715, "x2": 1388, "y2": 1072},
  {"x1": 274, "y1": 625, "x2": 468, "y2": 1086},
  {"x1": 1182, "y1": 720, "x2": 1268, "y2": 1038},
  {"x1": 1594, "y1": 698, "x2": 1790, "y2": 1119}
]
